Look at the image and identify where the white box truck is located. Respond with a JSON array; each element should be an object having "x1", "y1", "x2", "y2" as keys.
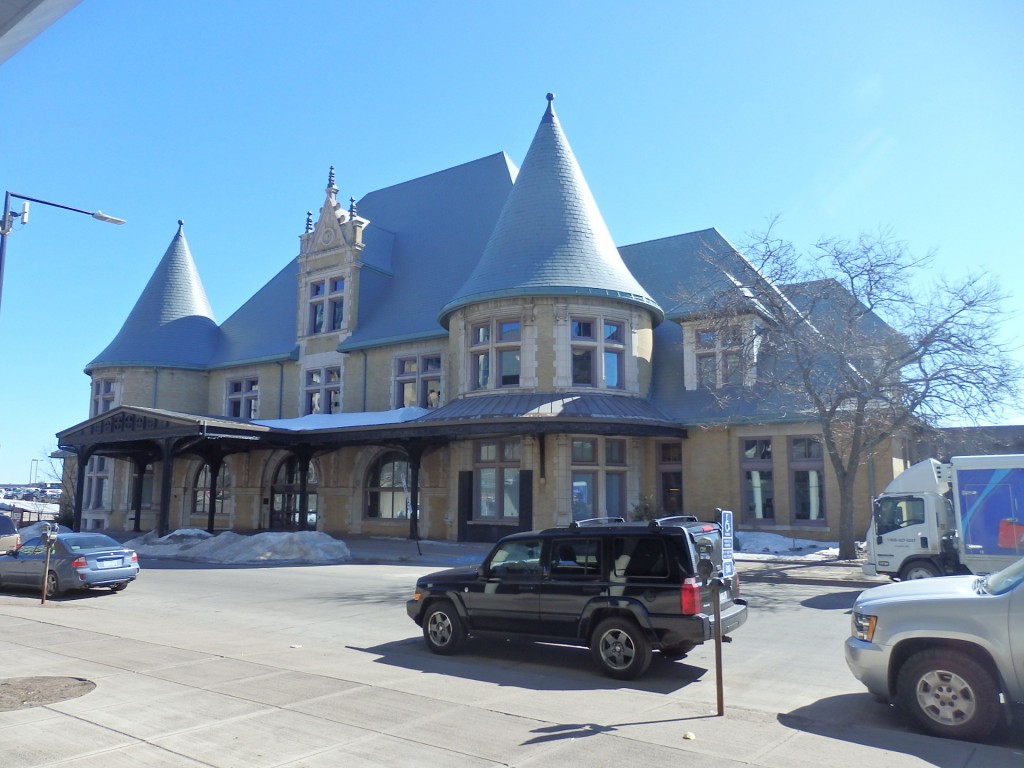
[{"x1": 864, "y1": 454, "x2": 1024, "y2": 580}]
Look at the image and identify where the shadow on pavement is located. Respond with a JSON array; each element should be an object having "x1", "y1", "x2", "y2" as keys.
[
  {"x1": 781, "y1": 693, "x2": 1024, "y2": 765},
  {"x1": 352, "y1": 635, "x2": 708, "y2": 694}
]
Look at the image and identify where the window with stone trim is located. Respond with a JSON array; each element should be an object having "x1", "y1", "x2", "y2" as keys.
[
  {"x1": 571, "y1": 436, "x2": 628, "y2": 520},
  {"x1": 307, "y1": 276, "x2": 346, "y2": 335},
  {"x1": 366, "y1": 451, "x2": 410, "y2": 519},
  {"x1": 571, "y1": 316, "x2": 626, "y2": 389},
  {"x1": 791, "y1": 436, "x2": 825, "y2": 522},
  {"x1": 692, "y1": 325, "x2": 748, "y2": 389},
  {"x1": 741, "y1": 438, "x2": 775, "y2": 522},
  {"x1": 305, "y1": 366, "x2": 341, "y2": 414},
  {"x1": 475, "y1": 438, "x2": 521, "y2": 520},
  {"x1": 226, "y1": 377, "x2": 259, "y2": 419},
  {"x1": 395, "y1": 354, "x2": 442, "y2": 408},
  {"x1": 470, "y1": 318, "x2": 521, "y2": 391},
  {"x1": 91, "y1": 378, "x2": 119, "y2": 416}
]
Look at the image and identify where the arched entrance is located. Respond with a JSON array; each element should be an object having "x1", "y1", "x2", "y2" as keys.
[{"x1": 269, "y1": 455, "x2": 318, "y2": 530}]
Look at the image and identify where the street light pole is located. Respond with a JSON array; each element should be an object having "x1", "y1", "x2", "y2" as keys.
[{"x1": 0, "y1": 190, "x2": 125, "y2": 313}]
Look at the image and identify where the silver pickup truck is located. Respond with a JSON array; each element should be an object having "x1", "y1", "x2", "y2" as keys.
[{"x1": 844, "y1": 555, "x2": 1024, "y2": 741}]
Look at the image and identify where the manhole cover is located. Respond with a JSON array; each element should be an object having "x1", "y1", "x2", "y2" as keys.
[{"x1": 0, "y1": 676, "x2": 96, "y2": 711}]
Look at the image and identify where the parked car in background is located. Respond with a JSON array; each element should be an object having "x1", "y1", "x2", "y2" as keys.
[
  {"x1": 0, "y1": 533, "x2": 139, "y2": 598},
  {"x1": 408, "y1": 517, "x2": 746, "y2": 680},
  {"x1": 845, "y1": 555, "x2": 1024, "y2": 741},
  {"x1": 0, "y1": 514, "x2": 20, "y2": 554}
]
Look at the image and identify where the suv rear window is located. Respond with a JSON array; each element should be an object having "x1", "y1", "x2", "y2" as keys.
[{"x1": 612, "y1": 537, "x2": 670, "y2": 578}]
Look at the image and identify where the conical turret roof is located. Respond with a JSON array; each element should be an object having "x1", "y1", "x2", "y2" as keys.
[
  {"x1": 87, "y1": 221, "x2": 220, "y2": 371},
  {"x1": 439, "y1": 94, "x2": 663, "y2": 327}
]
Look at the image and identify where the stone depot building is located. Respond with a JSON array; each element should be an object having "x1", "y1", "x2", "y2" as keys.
[{"x1": 57, "y1": 95, "x2": 907, "y2": 542}]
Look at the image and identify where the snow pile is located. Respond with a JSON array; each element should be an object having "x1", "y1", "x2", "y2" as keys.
[
  {"x1": 125, "y1": 529, "x2": 352, "y2": 564},
  {"x1": 734, "y1": 531, "x2": 843, "y2": 561}
]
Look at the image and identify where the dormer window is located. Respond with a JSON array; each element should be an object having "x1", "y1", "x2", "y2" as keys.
[
  {"x1": 307, "y1": 276, "x2": 346, "y2": 335},
  {"x1": 470, "y1": 318, "x2": 521, "y2": 390},
  {"x1": 571, "y1": 316, "x2": 625, "y2": 389},
  {"x1": 692, "y1": 323, "x2": 750, "y2": 389}
]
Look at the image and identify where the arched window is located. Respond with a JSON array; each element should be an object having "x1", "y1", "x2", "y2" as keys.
[
  {"x1": 269, "y1": 456, "x2": 318, "y2": 530},
  {"x1": 366, "y1": 451, "x2": 409, "y2": 519},
  {"x1": 192, "y1": 462, "x2": 232, "y2": 517}
]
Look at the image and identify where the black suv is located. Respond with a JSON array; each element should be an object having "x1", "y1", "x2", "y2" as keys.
[{"x1": 407, "y1": 517, "x2": 747, "y2": 679}]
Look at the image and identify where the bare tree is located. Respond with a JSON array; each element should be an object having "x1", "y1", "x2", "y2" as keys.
[{"x1": 688, "y1": 219, "x2": 1020, "y2": 559}]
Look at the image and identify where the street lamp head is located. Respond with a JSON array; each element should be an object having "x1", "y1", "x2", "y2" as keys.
[{"x1": 91, "y1": 210, "x2": 126, "y2": 225}]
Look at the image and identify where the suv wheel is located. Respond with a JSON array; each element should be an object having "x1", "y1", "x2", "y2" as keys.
[
  {"x1": 896, "y1": 648, "x2": 1001, "y2": 741},
  {"x1": 422, "y1": 600, "x2": 465, "y2": 655},
  {"x1": 590, "y1": 617, "x2": 651, "y2": 680}
]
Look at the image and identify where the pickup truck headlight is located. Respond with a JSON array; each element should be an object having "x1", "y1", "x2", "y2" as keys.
[{"x1": 852, "y1": 611, "x2": 877, "y2": 642}]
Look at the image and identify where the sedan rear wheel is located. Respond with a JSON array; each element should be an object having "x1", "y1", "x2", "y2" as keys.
[{"x1": 45, "y1": 571, "x2": 62, "y2": 599}]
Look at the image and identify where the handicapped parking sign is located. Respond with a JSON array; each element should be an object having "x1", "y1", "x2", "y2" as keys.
[{"x1": 720, "y1": 509, "x2": 735, "y2": 579}]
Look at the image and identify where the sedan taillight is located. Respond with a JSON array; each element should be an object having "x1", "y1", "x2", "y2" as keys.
[{"x1": 71, "y1": 557, "x2": 88, "y2": 568}]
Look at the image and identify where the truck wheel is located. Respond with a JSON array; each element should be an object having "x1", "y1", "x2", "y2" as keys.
[
  {"x1": 896, "y1": 648, "x2": 1001, "y2": 741},
  {"x1": 899, "y1": 561, "x2": 940, "y2": 580},
  {"x1": 590, "y1": 617, "x2": 651, "y2": 679},
  {"x1": 422, "y1": 600, "x2": 465, "y2": 655}
]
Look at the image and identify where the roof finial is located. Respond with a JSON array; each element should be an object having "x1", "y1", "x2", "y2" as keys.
[
  {"x1": 327, "y1": 166, "x2": 337, "y2": 192},
  {"x1": 177, "y1": 219, "x2": 185, "y2": 233},
  {"x1": 545, "y1": 92, "x2": 556, "y2": 117},
  {"x1": 349, "y1": 196, "x2": 357, "y2": 218},
  {"x1": 305, "y1": 211, "x2": 313, "y2": 233}
]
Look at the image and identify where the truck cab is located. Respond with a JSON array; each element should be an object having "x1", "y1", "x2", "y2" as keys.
[
  {"x1": 863, "y1": 459, "x2": 958, "y2": 580},
  {"x1": 865, "y1": 455, "x2": 1024, "y2": 580}
]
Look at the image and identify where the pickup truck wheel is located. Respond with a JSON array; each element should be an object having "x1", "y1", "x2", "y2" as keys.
[
  {"x1": 590, "y1": 617, "x2": 651, "y2": 680},
  {"x1": 422, "y1": 600, "x2": 465, "y2": 655},
  {"x1": 896, "y1": 649, "x2": 1001, "y2": 741},
  {"x1": 899, "y1": 561, "x2": 940, "y2": 580}
]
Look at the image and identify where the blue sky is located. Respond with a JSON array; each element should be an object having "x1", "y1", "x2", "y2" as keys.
[{"x1": 1, "y1": 1, "x2": 1022, "y2": 484}]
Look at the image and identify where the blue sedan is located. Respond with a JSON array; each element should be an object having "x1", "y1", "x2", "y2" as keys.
[{"x1": 0, "y1": 533, "x2": 140, "y2": 598}]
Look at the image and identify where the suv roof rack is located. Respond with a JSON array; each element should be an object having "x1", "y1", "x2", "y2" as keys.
[
  {"x1": 569, "y1": 516, "x2": 626, "y2": 529},
  {"x1": 648, "y1": 515, "x2": 701, "y2": 528}
]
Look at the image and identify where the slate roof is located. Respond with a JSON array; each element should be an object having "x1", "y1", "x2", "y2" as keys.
[
  {"x1": 87, "y1": 222, "x2": 220, "y2": 372},
  {"x1": 338, "y1": 153, "x2": 518, "y2": 352},
  {"x1": 439, "y1": 95, "x2": 663, "y2": 328},
  {"x1": 619, "y1": 229, "x2": 816, "y2": 425},
  {"x1": 207, "y1": 259, "x2": 299, "y2": 368}
]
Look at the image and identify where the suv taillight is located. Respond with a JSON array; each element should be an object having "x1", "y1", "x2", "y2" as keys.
[
  {"x1": 680, "y1": 577, "x2": 701, "y2": 615},
  {"x1": 732, "y1": 571, "x2": 740, "y2": 598}
]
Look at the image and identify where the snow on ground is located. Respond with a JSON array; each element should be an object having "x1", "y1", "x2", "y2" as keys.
[
  {"x1": 124, "y1": 529, "x2": 352, "y2": 564},
  {"x1": 735, "y1": 530, "x2": 843, "y2": 561},
  {"x1": 119, "y1": 527, "x2": 845, "y2": 565}
]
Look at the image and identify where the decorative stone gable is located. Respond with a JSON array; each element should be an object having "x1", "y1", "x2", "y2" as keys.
[{"x1": 299, "y1": 166, "x2": 369, "y2": 263}]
